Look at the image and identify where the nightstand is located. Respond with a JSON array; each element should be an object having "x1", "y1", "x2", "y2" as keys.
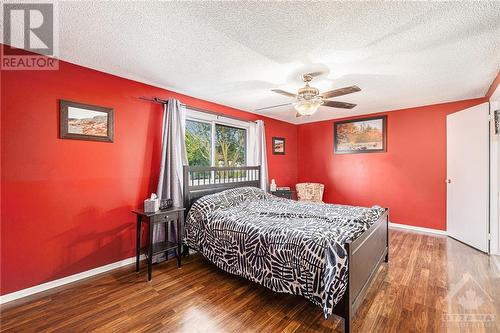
[
  {"x1": 271, "y1": 190, "x2": 294, "y2": 200},
  {"x1": 132, "y1": 207, "x2": 185, "y2": 281}
]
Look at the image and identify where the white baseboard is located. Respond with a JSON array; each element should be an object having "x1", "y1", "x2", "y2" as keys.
[
  {"x1": 389, "y1": 222, "x2": 447, "y2": 235},
  {"x1": 0, "y1": 255, "x2": 142, "y2": 305}
]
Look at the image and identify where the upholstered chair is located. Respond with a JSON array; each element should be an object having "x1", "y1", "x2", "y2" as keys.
[{"x1": 295, "y1": 183, "x2": 325, "y2": 203}]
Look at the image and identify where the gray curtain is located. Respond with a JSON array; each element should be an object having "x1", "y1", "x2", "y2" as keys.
[
  {"x1": 248, "y1": 120, "x2": 269, "y2": 191},
  {"x1": 153, "y1": 98, "x2": 187, "y2": 262}
]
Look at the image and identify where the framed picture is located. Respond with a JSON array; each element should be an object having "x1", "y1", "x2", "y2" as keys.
[
  {"x1": 272, "y1": 137, "x2": 285, "y2": 155},
  {"x1": 495, "y1": 109, "x2": 499, "y2": 135},
  {"x1": 334, "y1": 115, "x2": 387, "y2": 154},
  {"x1": 60, "y1": 100, "x2": 114, "y2": 142}
]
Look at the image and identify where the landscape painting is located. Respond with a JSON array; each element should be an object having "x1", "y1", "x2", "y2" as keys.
[
  {"x1": 272, "y1": 137, "x2": 285, "y2": 155},
  {"x1": 60, "y1": 100, "x2": 114, "y2": 142},
  {"x1": 68, "y1": 107, "x2": 108, "y2": 136},
  {"x1": 334, "y1": 116, "x2": 386, "y2": 154}
]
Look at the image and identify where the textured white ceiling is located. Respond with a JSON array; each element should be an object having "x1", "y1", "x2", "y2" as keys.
[{"x1": 20, "y1": 2, "x2": 500, "y2": 123}]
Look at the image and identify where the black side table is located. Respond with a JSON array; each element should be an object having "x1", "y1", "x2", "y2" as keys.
[
  {"x1": 271, "y1": 190, "x2": 295, "y2": 200},
  {"x1": 132, "y1": 207, "x2": 185, "y2": 281}
]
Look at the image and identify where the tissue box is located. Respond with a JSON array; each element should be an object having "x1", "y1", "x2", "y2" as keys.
[{"x1": 144, "y1": 198, "x2": 160, "y2": 213}]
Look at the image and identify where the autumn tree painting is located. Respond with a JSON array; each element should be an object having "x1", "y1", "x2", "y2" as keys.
[{"x1": 334, "y1": 116, "x2": 386, "y2": 153}]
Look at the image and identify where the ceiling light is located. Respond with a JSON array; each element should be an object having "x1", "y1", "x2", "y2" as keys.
[{"x1": 294, "y1": 97, "x2": 324, "y2": 116}]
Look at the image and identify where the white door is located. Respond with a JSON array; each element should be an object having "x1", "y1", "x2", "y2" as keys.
[{"x1": 446, "y1": 102, "x2": 489, "y2": 252}]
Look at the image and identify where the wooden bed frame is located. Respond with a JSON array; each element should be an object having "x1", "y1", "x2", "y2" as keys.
[{"x1": 182, "y1": 165, "x2": 389, "y2": 333}]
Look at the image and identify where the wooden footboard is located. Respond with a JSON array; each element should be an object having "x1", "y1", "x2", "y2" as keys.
[{"x1": 331, "y1": 209, "x2": 389, "y2": 333}]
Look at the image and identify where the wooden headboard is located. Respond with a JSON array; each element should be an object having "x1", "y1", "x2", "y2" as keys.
[{"x1": 183, "y1": 166, "x2": 261, "y2": 213}]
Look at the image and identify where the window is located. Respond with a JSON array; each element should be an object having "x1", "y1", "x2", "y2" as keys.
[
  {"x1": 215, "y1": 124, "x2": 246, "y2": 167},
  {"x1": 185, "y1": 110, "x2": 248, "y2": 167},
  {"x1": 185, "y1": 120, "x2": 211, "y2": 166}
]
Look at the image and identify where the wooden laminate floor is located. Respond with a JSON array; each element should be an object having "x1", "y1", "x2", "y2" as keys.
[{"x1": 1, "y1": 228, "x2": 500, "y2": 333}]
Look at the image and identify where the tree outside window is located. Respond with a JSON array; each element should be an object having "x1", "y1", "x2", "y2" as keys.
[
  {"x1": 215, "y1": 124, "x2": 246, "y2": 167},
  {"x1": 185, "y1": 120, "x2": 246, "y2": 168},
  {"x1": 185, "y1": 120, "x2": 211, "y2": 166}
]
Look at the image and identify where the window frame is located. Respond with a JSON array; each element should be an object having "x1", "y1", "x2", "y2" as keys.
[{"x1": 185, "y1": 109, "x2": 250, "y2": 167}]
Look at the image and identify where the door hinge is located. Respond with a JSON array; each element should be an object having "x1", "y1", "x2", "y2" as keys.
[{"x1": 488, "y1": 233, "x2": 491, "y2": 240}]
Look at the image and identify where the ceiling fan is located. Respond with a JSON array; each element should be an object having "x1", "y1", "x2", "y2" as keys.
[{"x1": 256, "y1": 73, "x2": 361, "y2": 117}]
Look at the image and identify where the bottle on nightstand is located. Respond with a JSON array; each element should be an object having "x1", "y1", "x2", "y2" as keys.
[{"x1": 270, "y1": 179, "x2": 277, "y2": 192}]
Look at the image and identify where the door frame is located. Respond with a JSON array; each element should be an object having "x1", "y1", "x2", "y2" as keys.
[{"x1": 489, "y1": 94, "x2": 500, "y2": 255}]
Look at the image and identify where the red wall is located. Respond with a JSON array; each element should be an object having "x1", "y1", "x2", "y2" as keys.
[
  {"x1": 1, "y1": 59, "x2": 297, "y2": 295},
  {"x1": 1, "y1": 50, "x2": 495, "y2": 296},
  {"x1": 297, "y1": 98, "x2": 487, "y2": 231}
]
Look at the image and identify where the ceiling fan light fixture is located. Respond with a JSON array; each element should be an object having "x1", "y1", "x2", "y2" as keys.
[
  {"x1": 294, "y1": 97, "x2": 324, "y2": 116},
  {"x1": 265, "y1": 76, "x2": 360, "y2": 115}
]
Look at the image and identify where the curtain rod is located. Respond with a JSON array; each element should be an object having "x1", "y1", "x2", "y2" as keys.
[{"x1": 138, "y1": 96, "x2": 257, "y2": 124}]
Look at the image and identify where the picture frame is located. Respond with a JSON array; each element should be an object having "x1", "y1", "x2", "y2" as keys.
[
  {"x1": 495, "y1": 109, "x2": 499, "y2": 135},
  {"x1": 59, "y1": 100, "x2": 114, "y2": 142},
  {"x1": 272, "y1": 137, "x2": 285, "y2": 155},
  {"x1": 334, "y1": 115, "x2": 387, "y2": 154}
]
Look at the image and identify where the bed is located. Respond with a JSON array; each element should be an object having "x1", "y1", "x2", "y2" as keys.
[{"x1": 182, "y1": 166, "x2": 389, "y2": 333}]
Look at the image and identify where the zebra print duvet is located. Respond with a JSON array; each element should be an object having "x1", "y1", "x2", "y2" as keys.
[{"x1": 184, "y1": 187, "x2": 385, "y2": 317}]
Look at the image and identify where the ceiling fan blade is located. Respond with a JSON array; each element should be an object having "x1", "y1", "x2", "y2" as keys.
[
  {"x1": 321, "y1": 85, "x2": 361, "y2": 99},
  {"x1": 271, "y1": 89, "x2": 297, "y2": 98},
  {"x1": 304, "y1": 71, "x2": 324, "y2": 78},
  {"x1": 254, "y1": 103, "x2": 292, "y2": 111},
  {"x1": 323, "y1": 100, "x2": 357, "y2": 109}
]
